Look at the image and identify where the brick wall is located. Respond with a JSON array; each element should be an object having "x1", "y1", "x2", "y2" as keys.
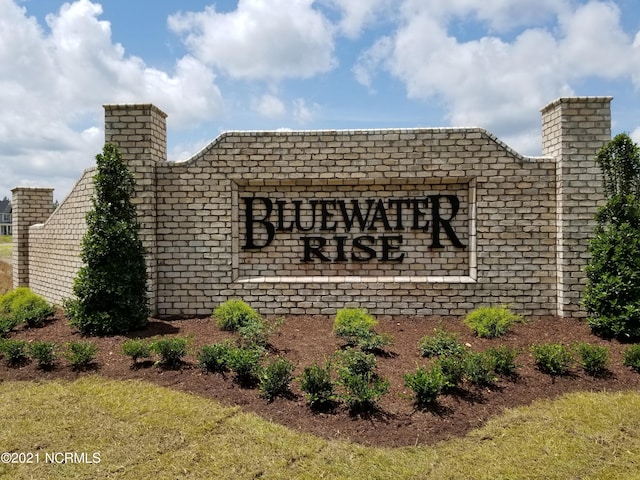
[{"x1": 13, "y1": 97, "x2": 613, "y2": 318}]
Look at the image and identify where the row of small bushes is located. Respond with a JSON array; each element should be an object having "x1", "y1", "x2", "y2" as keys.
[{"x1": 0, "y1": 338, "x2": 97, "y2": 370}]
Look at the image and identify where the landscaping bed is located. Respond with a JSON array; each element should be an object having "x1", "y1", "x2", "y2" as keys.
[{"x1": 1, "y1": 310, "x2": 639, "y2": 448}]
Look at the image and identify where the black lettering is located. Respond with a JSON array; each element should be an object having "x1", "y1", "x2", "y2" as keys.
[
  {"x1": 368, "y1": 199, "x2": 392, "y2": 231},
  {"x1": 294, "y1": 200, "x2": 318, "y2": 232},
  {"x1": 242, "y1": 197, "x2": 275, "y2": 249},
  {"x1": 335, "y1": 235, "x2": 348, "y2": 262},
  {"x1": 319, "y1": 200, "x2": 337, "y2": 231},
  {"x1": 338, "y1": 199, "x2": 375, "y2": 231},
  {"x1": 275, "y1": 200, "x2": 294, "y2": 232},
  {"x1": 381, "y1": 235, "x2": 405, "y2": 262},
  {"x1": 303, "y1": 236, "x2": 331, "y2": 262},
  {"x1": 388, "y1": 199, "x2": 410, "y2": 230},
  {"x1": 429, "y1": 195, "x2": 465, "y2": 248},
  {"x1": 351, "y1": 235, "x2": 376, "y2": 262}
]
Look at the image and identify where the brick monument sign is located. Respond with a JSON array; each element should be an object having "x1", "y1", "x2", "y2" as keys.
[{"x1": 12, "y1": 97, "x2": 611, "y2": 318}]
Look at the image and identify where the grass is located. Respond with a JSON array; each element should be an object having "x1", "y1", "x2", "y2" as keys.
[{"x1": 1, "y1": 377, "x2": 640, "y2": 479}]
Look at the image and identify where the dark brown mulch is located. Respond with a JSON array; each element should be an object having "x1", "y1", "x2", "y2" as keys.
[{"x1": 1, "y1": 311, "x2": 639, "y2": 448}]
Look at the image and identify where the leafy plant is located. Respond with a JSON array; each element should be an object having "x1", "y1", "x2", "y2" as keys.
[
  {"x1": 333, "y1": 307, "x2": 391, "y2": 352},
  {"x1": 259, "y1": 356, "x2": 295, "y2": 401},
  {"x1": 404, "y1": 364, "x2": 447, "y2": 405},
  {"x1": 433, "y1": 353, "x2": 467, "y2": 389},
  {"x1": 64, "y1": 341, "x2": 98, "y2": 370},
  {"x1": 226, "y1": 346, "x2": 263, "y2": 386},
  {"x1": 584, "y1": 134, "x2": 640, "y2": 339},
  {"x1": 65, "y1": 143, "x2": 149, "y2": 336},
  {"x1": 213, "y1": 299, "x2": 261, "y2": 332},
  {"x1": 485, "y1": 345, "x2": 520, "y2": 376},
  {"x1": 463, "y1": 305, "x2": 522, "y2": 338},
  {"x1": 122, "y1": 338, "x2": 152, "y2": 365},
  {"x1": 575, "y1": 343, "x2": 610, "y2": 376},
  {"x1": 531, "y1": 343, "x2": 574, "y2": 376},
  {"x1": 0, "y1": 338, "x2": 29, "y2": 366},
  {"x1": 463, "y1": 352, "x2": 497, "y2": 386},
  {"x1": 299, "y1": 360, "x2": 335, "y2": 408},
  {"x1": 150, "y1": 336, "x2": 189, "y2": 369},
  {"x1": 197, "y1": 341, "x2": 234, "y2": 373},
  {"x1": 623, "y1": 344, "x2": 640, "y2": 372},
  {"x1": 336, "y1": 349, "x2": 388, "y2": 412},
  {"x1": 419, "y1": 328, "x2": 466, "y2": 358},
  {"x1": 0, "y1": 287, "x2": 54, "y2": 328},
  {"x1": 0, "y1": 316, "x2": 19, "y2": 337},
  {"x1": 29, "y1": 341, "x2": 57, "y2": 369}
]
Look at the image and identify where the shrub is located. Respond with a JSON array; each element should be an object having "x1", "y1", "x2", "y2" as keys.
[
  {"x1": 1, "y1": 339, "x2": 29, "y2": 366},
  {"x1": 197, "y1": 341, "x2": 234, "y2": 373},
  {"x1": 227, "y1": 346, "x2": 263, "y2": 386},
  {"x1": 29, "y1": 341, "x2": 57, "y2": 369},
  {"x1": 463, "y1": 352, "x2": 497, "y2": 386},
  {"x1": 150, "y1": 336, "x2": 189, "y2": 369},
  {"x1": 64, "y1": 341, "x2": 98, "y2": 370},
  {"x1": 403, "y1": 364, "x2": 447, "y2": 405},
  {"x1": 575, "y1": 343, "x2": 610, "y2": 376},
  {"x1": 0, "y1": 316, "x2": 19, "y2": 337},
  {"x1": 65, "y1": 143, "x2": 149, "y2": 336},
  {"x1": 299, "y1": 360, "x2": 335, "y2": 408},
  {"x1": 464, "y1": 305, "x2": 522, "y2": 338},
  {"x1": 121, "y1": 338, "x2": 152, "y2": 365},
  {"x1": 336, "y1": 349, "x2": 388, "y2": 412},
  {"x1": 419, "y1": 328, "x2": 466, "y2": 358},
  {"x1": 259, "y1": 356, "x2": 295, "y2": 401},
  {"x1": 333, "y1": 307, "x2": 391, "y2": 352},
  {"x1": 485, "y1": 345, "x2": 520, "y2": 376},
  {"x1": 214, "y1": 299, "x2": 261, "y2": 332},
  {"x1": 432, "y1": 353, "x2": 466, "y2": 389},
  {"x1": 0, "y1": 287, "x2": 54, "y2": 328},
  {"x1": 531, "y1": 343, "x2": 573, "y2": 376},
  {"x1": 623, "y1": 344, "x2": 640, "y2": 372},
  {"x1": 583, "y1": 134, "x2": 640, "y2": 339}
]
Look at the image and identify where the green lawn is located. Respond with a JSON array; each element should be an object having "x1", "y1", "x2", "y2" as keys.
[
  {"x1": 1, "y1": 377, "x2": 639, "y2": 479},
  {"x1": 0, "y1": 236, "x2": 11, "y2": 259}
]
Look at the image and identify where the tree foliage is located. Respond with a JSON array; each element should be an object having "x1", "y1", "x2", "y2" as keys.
[
  {"x1": 584, "y1": 133, "x2": 640, "y2": 339},
  {"x1": 65, "y1": 143, "x2": 149, "y2": 335}
]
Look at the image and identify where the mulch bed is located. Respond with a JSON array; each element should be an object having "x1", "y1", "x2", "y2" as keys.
[{"x1": 1, "y1": 310, "x2": 639, "y2": 448}]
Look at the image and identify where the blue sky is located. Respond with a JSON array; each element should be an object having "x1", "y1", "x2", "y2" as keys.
[{"x1": 2, "y1": 0, "x2": 640, "y2": 201}]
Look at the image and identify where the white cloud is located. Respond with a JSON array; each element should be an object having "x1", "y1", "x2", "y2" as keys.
[
  {"x1": 254, "y1": 94, "x2": 287, "y2": 119},
  {"x1": 168, "y1": 0, "x2": 337, "y2": 80},
  {"x1": 355, "y1": 0, "x2": 640, "y2": 154},
  {"x1": 0, "y1": 0, "x2": 224, "y2": 200},
  {"x1": 320, "y1": 0, "x2": 393, "y2": 38}
]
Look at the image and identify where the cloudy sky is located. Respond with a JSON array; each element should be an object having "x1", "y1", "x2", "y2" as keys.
[{"x1": 2, "y1": 0, "x2": 640, "y2": 202}]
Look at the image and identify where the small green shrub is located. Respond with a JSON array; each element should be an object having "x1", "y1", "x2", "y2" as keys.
[
  {"x1": 403, "y1": 364, "x2": 447, "y2": 405},
  {"x1": 213, "y1": 299, "x2": 261, "y2": 332},
  {"x1": 432, "y1": 353, "x2": 466, "y2": 389},
  {"x1": 575, "y1": 343, "x2": 610, "y2": 376},
  {"x1": 485, "y1": 345, "x2": 520, "y2": 376},
  {"x1": 227, "y1": 346, "x2": 263, "y2": 386},
  {"x1": 419, "y1": 328, "x2": 466, "y2": 358},
  {"x1": 64, "y1": 341, "x2": 98, "y2": 370},
  {"x1": 0, "y1": 287, "x2": 54, "y2": 328},
  {"x1": 0, "y1": 316, "x2": 19, "y2": 337},
  {"x1": 121, "y1": 338, "x2": 152, "y2": 365},
  {"x1": 464, "y1": 305, "x2": 522, "y2": 338},
  {"x1": 197, "y1": 341, "x2": 234, "y2": 373},
  {"x1": 333, "y1": 307, "x2": 392, "y2": 352},
  {"x1": 464, "y1": 352, "x2": 497, "y2": 386},
  {"x1": 623, "y1": 344, "x2": 640, "y2": 372},
  {"x1": 29, "y1": 341, "x2": 57, "y2": 369},
  {"x1": 299, "y1": 361, "x2": 335, "y2": 408},
  {"x1": 1, "y1": 339, "x2": 29, "y2": 366},
  {"x1": 150, "y1": 336, "x2": 189, "y2": 369},
  {"x1": 531, "y1": 343, "x2": 574, "y2": 376},
  {"x1": 336, "y1": 349, "x2": 388, "y2": 412},
  {"x1": 259, "y1": 356, "x2": 295, "y2": 401}
]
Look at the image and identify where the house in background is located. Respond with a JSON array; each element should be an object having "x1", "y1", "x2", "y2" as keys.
[{"x1": 0, "y1": 197, "x2": 11, "y2": 236}]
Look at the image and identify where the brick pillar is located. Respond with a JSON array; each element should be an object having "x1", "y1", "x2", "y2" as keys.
[
  {"x1": 541, "y1": 97, "x2": 612, "y2": 317},
  {"x1": 103, "y1": 104, "x2": 167, "y2": 315},
  {"x1": 11, "y1": 187, "x2": 54, "y2": 288}
]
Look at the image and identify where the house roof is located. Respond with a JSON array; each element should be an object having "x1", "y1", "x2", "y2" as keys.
[{"x1": 0, "y1": 198, "x2": 11, "y2": 215}]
